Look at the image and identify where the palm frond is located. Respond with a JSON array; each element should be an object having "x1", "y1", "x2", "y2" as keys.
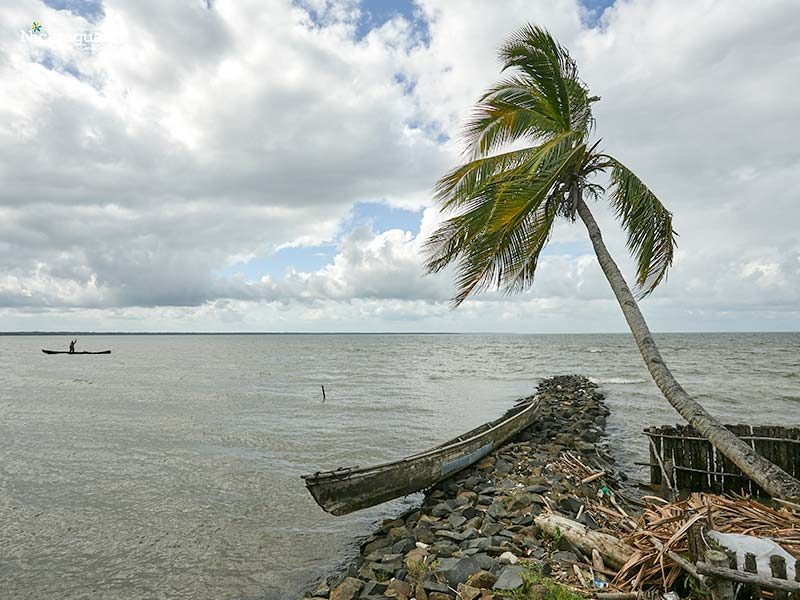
[
  {"x1": 463, "y1": 76, "x2": 571, "y2": 156},
  {"x1": 607, "y1": 158, "x2": 677, "y2": 296},
  {"x1": 462, "y1": 25, "x2": 595, "y2": 158},
  {"x1": 435, "y1": 131, "x2": 582, "y2": 212},
  {"x1": 425, "y1": 141, "x2": 587, "y2": 304}
]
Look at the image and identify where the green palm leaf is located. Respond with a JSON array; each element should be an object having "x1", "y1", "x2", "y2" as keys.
[
  {"x1": 425, "y1": 139, "x2": 587, "y2": 304},
  {"x1": 607, "y1": 159, "x2": 677, "y2": 296}
]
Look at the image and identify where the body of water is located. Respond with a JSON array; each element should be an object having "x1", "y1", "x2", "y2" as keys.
[{"x1": 0, "y1": 332, "x2": 797, "y2": 599}]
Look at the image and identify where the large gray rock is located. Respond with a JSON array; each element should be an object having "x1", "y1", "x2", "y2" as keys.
[
  {"x1": 437, "y1": 555, "x2": 482, "y2": 587},
  {"x1": 494, "y1": 565, "x2": 526, "y2": 590}
]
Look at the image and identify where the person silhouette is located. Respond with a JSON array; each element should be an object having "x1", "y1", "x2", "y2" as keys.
[{"x1": 69, "y1": 339, "x2": 76, "y2": 354}]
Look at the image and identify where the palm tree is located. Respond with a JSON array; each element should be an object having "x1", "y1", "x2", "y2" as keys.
[{"x1": 424, "y1": 24, "x2": 800, "y2": 500}]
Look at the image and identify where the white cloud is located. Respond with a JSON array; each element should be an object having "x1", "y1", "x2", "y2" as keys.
[{"x1": 0, "y1": 0, "x2": 798, "y2": 331}]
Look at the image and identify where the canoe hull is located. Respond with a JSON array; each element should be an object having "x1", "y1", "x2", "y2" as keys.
[
  {"x1": 302, "y1": 396, "x2": 540, "y2": 515},
  {"x1": 42, "y1": 350, "x2": 111, "y2": 354}
]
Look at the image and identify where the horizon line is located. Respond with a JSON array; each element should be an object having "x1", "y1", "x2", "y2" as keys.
[{"x1": 0, "y1": 330, "x2": 797, "y2": 336}]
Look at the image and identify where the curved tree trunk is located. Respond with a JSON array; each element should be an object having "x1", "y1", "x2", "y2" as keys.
[{"x1": 577, "y1": 199, "x2": 800, "y2": 500}]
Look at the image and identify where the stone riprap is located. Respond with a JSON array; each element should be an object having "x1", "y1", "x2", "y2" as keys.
[{"x1": 305, "y1": 375, "x2": 626, "y2": 600}]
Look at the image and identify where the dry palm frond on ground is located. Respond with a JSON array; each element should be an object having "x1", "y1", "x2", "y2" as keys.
[{"x1": 548, "y1": 453, "x2": 800, "y2": 592}]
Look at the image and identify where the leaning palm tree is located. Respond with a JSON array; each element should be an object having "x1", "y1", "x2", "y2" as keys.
[{"x1": 424, "y1": 24, "x2": 800, "y2": 500}]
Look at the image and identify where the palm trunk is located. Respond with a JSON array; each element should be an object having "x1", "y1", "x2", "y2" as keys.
[{"x1": 577, "y1": 199, "x2": 800, "y2": 500}]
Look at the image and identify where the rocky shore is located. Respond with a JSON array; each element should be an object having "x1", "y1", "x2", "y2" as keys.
[{"x1": 305, "y1": 375, "x2": 632, "y2": 600}]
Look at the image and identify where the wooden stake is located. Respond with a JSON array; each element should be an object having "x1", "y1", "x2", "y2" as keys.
[
  {"x1": 321, "y1": 385, "x2": 326, "y2": 401},
  {"x1": 707, "y1": 550, "x2": 736, "y2": 600},
  {"x1": 771, "y1": 555, "x2": 788, "y2": 600}
]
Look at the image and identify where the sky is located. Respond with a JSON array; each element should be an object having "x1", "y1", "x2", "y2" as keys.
[{"x1": 0, "y1": 0, "x2": 798, "y2": 333}]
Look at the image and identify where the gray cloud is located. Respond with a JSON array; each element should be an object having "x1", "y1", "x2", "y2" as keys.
[{"x1": 0, "y1": 0, "x2": 798, "y2": 332}]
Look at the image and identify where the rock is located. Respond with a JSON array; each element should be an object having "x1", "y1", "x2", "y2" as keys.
[
  {"x1": 495, "y1": 459, "x2": 512, "y2": 474},
  {"x1": 385, "y1": 578, "x2": 413, "y2": 599},
  {"x1": 476, "y1": 457, "x2": 495, "y2": 470},
  {"x1": 404, "y1": 510, "x2": 421, "y2": 525},
  {"x1": 373, "y1": 557, "x2": 402, "y2": 574},
  {"x1": 432, "y1": 542, "x2": 458, "y2": 557},
  {"x1": 423, "y1": 579, "x2": 451, "y2": 593},
  {"x1": 438, "y1": 556, "x2": 482, "y2": 587},
  {"x1": 461, "y1": 483, "x2": 480, "y2": 496},
  {"x1": 551, "y1": 550, "x2": 578, "y2": 564},
  {"x1": 364, "y1": 548, "x2": 391, "y2": 562},
  {"x1": 457, "y1": 583, "x2": 482, "y2": 600},
  {"x1": 462, "y1": 537, "x2": 491, "y2": 551},
  {"x1": 435, "y1": 527, "x2": 476, "y2": 542},
  {"x1": 507, "y1": 493, "x2": 533, "y2": 512},
  {"x1": 580, "y1": 429, "x2": 600, "y2": 443},
  {"x1": 311, "y1": 580, "x2": 330, "y2": 597},
  {"x1": 382, "y1": 517, "x2": 406, "y2": 532},
  {"x1": 524, "y1": 484, "x2": 550, "y2": 494},
  {"x1": 389, "y1": 526, "x2": 411, "y2": 543},
  {"x1": 431, "y1": 503, "x2": 452, "y2": 517},
  {"x1": 361, "y1": 580, "x2": 388, "y2": 596},
  {"x1": 429, "y1": 593, "x2": 453, "y2": 600},
  {"x1": 512, "y1": 513, "x2": 534, "y2": 526},
  {"x1": 330, "y1": 577, "x2": 363, "y2": 600},
  {"x1": 448, "y1": 513, "x2": 467, "y2": 529},
  {"x1": 362, "y1": 536, "x2": 390, "y2": 555},
  {"x1": 415, "y1": 527, "x2": 437, "y2": 545},
  {"x1": 404, "y1": 547, "x2": 428, "y2": 568},
  {"x1": 464, "y1": 516, "x2": 483, "y2": 530},
  {"x1": 494, "y1": 565, "x2": 526, "y2": 590},
  {"x1": 462, "y1": 506, "x2": 480, "y2": 519},
  {"x1": 558, "y1": 496, "x2": 583, "y2": 515},
  {"x1": 415, "y1": 582, "x2": 429, "y2": 600},
  {"x1": 553, "y1": 433, "x2": 575, "y2": 446},
  {"x1": 467, "y1": 569, "x2": 498, "y2": 589},
  {"x1": 393, "y1": 538, "x2": 416, "y2": 554},
  {"x1": 486, "y1": 503, "x2": 506, "y2": 519},
  {"x1": 574, "y1": 441, "x2": 595, "y2": 453},
  {"x1": 498, "y1": 551, "x2": 519, "y2": 565},
  {"x1": 579, "y1": 511, "x2": 600, "y2": 530},
  {"x1": 528, "y1": 583, "x2": 549, "y2": 600}
]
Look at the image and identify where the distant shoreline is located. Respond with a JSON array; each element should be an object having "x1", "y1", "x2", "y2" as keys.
[{"x1": 0, "y1": 331, "x2": 796, "y2": 336}]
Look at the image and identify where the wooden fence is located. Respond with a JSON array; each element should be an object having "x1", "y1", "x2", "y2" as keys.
[
  {"x1": 696, "y1": 549, "x2": 800, "y2": 600},
  {"x1": 643, "y1": 424, "x2": 800, "y2": 495}
]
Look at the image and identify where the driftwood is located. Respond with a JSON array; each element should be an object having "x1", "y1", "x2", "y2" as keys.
[
  {"x1": 534, "y1": 513, "x2": 635, "y2": 569},
  {"x1": 695, "y1": 561, "x2": 800, "y2": 593}
]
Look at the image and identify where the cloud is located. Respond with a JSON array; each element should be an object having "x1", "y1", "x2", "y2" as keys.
[{"x1": 0, "y1": 0, "x2": 798, "y2": 331}]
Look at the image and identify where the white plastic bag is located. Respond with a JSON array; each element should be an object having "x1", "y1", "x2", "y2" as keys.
[{"x1": 707, "y1": 531, "x2": 796, "y2": 579}]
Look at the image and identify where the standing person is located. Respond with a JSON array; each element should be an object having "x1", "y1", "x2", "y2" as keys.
[{"x1": 69, "y1": 339, "x2": 76, "y2": 354}]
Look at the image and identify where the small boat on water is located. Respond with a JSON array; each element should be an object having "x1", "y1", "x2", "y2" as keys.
[
  {"x1": 42, "y1": 349, "x2": 111, "y2": 355},
  {"x1": 301, "y1": 395, "x2": 541, "y2": 515}
]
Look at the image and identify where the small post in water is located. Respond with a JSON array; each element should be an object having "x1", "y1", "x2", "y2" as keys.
[{"x1": 321, "y1": 385, "x2": 326, "y2": 402}]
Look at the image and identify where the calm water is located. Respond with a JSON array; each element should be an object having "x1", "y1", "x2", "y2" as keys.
[{"x1": 0, "y1": 333, "x2": 798, "y2": 599}]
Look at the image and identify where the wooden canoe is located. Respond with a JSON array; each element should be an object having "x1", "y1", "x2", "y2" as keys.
[
  {"x1": 42, "y1": 349, "x2": 111, "y2": 354},
  {"x1": 301, "y1": 395, "x2": 540, "y2": 515}
]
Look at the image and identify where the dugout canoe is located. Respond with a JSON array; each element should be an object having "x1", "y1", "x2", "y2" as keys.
[
  {"x1": 42, "y1": 349, "x2": 111, "y2": 354},
  {"x1": 301, "y1": 394, "x2": 541, "y2": 515}
]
